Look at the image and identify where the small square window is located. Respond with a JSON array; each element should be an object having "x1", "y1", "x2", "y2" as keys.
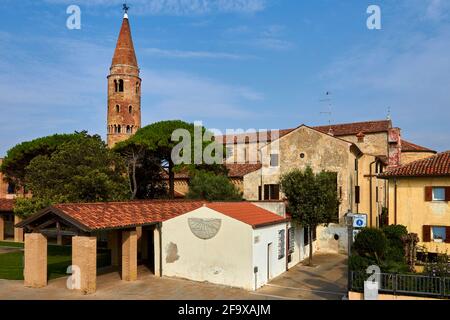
[
  {"x1": 432, "y1": 188, "x2": 446, "y2": 201},
  {"x1": 432, "y1": 226, "x2": 446, "y2": 242},
  {"x1": 270, "y1": 154, "x2": 279, "y2": 167}
]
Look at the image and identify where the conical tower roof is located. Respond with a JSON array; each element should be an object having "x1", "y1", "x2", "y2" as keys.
[{"x1": 111, "y1": 14, "x2": 138, "y2": 67}]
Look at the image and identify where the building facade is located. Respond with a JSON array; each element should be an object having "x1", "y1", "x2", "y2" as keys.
[{"x1": 380, "y1": 151, "x2": 450, "y2": 253}]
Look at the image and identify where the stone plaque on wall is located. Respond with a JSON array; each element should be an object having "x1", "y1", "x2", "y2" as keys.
[{"x1": 188, "y1": 218, "x2": 221, "y2": 240}]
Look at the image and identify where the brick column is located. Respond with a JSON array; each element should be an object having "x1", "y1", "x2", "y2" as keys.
[
  {"x1": 0, "y1": 215, "x2": 4, "y2": 241},
  {"x1": 154, "y1": 226, "x2": 161, "y2": 277},
  {"x1": 14, "y1": 215, "x2": 24, "y2": 242},
  {"x1": 72, "y1": 236, "x2": 97, "y2": 294},
  {"x1": 122, "y1": 230, "x2": 137, "y2": 281},
  {"x1": 107, "y1": 230, "x2": 121, "y2": 267},
  {"x1": 24, "y1": 233, "x2": 47, "y2": 288}
]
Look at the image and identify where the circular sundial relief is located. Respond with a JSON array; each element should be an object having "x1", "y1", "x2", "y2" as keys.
[{"x1": 188, "y1": 218, "x2": 222, "y2": 240}]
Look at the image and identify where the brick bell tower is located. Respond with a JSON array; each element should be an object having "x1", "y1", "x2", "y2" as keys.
[{"x1": 107, "y1": 11, "x2": 141, "y2": 148}]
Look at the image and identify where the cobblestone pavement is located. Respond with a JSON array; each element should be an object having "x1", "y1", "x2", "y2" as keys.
[{"x1": 0, "y1": 253, "x2": 347, "y2": 300}]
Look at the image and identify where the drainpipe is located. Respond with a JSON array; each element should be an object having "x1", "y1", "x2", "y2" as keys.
[
  {"x1": 259, "y1": 149, "x2": 264, "y2": 201},
  {"x1": 394, "y1": 178, "x2": 398, "y2": 225},
  {"x1": 369, "y1": 160, "x2": 376, "y2": 228}
]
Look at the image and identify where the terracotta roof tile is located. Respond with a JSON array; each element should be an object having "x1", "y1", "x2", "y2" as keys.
[
  {"x1": 314, "y1": 120, "x2": 392, "y2": 136},
  {"x1": 206, "y1": 202, "x2": 288, "y2": 228},
  {"x1": 112, "y1": 17, "x2": 138, "y2": 67},
  {"x1": 380, "y1": 151, "x2": 450, "y2": 178},
  {"x1": 21, "y1": 201, "x2": 287, "y2": 231},
  {"x1": 52, "y1": 201, "x2": 205, "y2": 231},
  {"x1": 226, "y1": 163, "x2": 262, "y2": 178},
  {"x1": 401, "y1": 140, "x2": 436, "y2": 153},
  {"x1": 216, "y1": 120, "x2": 392, "y2": 144},
  {"x1": 167, "y1": 163, "x2": 262, "y2": 180},
  {"x1": 0, "y1": 199, "x2": 14, "y2": 212}
]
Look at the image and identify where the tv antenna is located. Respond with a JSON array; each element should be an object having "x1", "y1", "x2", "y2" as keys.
[
  {"x1": 386, "y1": 106, "x2": 391, "y2": 121},
  {"x1": 319, "y1": 91, "x2": 333, "y2": 126}
]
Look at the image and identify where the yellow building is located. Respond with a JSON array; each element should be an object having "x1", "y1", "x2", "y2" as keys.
[{"x1": 380, "y1": 151, "x2": 450, "y2": 253}]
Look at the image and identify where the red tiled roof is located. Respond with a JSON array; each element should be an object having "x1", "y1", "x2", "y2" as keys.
[
  {"x1": 0, "y1": 199, "x2": 14, "y2": 212},
  {"x1": 380, "y1": 151, "x2": 450, "y2": 178},
  {"x1": 52, "y1": 201, "x2": 205, "y2": 231},
  {"x1": 314, "y1": 120, "x2": 392, "y2": 136},
  {"x1": 216, "y1": 120, "x2": 392, "y2": 144},
  {"x1": 19, "y1": 201, "x2": 287, "y2": 231},
  {"x1": 206, "y1": 202, "x2": 288, "y2": 228},
  {"x1": 401, "y1": 140, "x2": 436, "y2": 153},
  {"x1": 226, "y1": 163, "x2": 262, "y2": 178}
]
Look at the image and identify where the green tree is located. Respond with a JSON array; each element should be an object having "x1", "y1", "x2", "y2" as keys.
[
  {"x1": 187, "y1": 171, "x2": 242, "y2": 201},
  {"x1": 280, "y1": 167, "x2": 340, "y2": 266},
  {"x1": 115, "y1": 120, "x2": 224, "y2": 199},
  {"x1": 16, "y1": 133, "x2": 129, "y2": 217},
  {"x1": 0, "y1": 133, "x2": 82, "y2": 192}
]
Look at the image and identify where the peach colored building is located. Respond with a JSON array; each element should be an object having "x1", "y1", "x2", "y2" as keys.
[{"x1": 380, "y1": 151, "x2": 450, "y2": 253}]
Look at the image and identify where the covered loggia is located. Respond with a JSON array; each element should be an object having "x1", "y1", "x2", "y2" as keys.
[{"x1": 16, "y1": 201, "x2": 203, "y2": 294}]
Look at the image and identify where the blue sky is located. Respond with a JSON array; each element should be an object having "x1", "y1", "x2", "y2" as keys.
[{"x1": 0, "y1": 0, "x2": 449, "y2": 156}]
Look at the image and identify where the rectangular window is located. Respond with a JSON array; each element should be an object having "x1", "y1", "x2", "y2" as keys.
[
  {"x1": 432, "y1": 187, "x2": 446, "y2": 201},
  {"x1": 278, "y1": 230, "x2": 285, "y2": 260},
  {"x1": 376, "y1": 187, "x2": 379, "y2": 203},
  {"x1": 288, "y1": 228, "x2": 295, "y2": 253},
  {"x1": 258, "y1": 186, "x2": 262, "y2": 201},
  {"x1": 270, "y1": 154, "x2": 279, "y2": 167},
  {"x1": 263, "y1": 184, "x2": 280, "y2": 201},
  {"x1": 432, "y1": 226, "x2": 446, "y2": 242}
]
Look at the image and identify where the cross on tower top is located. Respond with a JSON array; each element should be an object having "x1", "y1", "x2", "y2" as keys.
[{"x1": 123, "y1": 3, "x2": 130, "y2": 15}]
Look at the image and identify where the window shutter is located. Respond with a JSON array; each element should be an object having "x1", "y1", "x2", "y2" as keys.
[
  {"x1": 425, "y1": 187, "x2": 433, "y2": 201},
  {"x1": 272, "y1": 184, "x2": 280, "y2": 200},
  {"x1": 264, "y1": 185, "x2": 270, "y2": 200},
  {"x1": 445, "y1": 187, "x2": 450, "y2": 202},
  {"x1": 422, "y1": 225, "x2": 431, "y2": 242},
  {"x1": 355, "y1": 186, "x2": 360, "y2": 204},
  {"x1": 445, "y1": 227, "x2": 450, "y2": 244}
]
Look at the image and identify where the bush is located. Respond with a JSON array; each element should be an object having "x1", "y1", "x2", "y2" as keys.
[
  {"x1": 348, "y1": 255, "x2": 373, "y2": 272},
  {"x1": 382, "y1": 225, "x2": 408, "y2": 261},
  {"x1": 353, "y1": 228, "x2": 388, "y2": 262}
]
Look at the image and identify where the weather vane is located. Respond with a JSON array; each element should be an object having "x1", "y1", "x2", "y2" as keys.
[{"x1": 123, "y1": 3, "x2": 130, "y2": 14}]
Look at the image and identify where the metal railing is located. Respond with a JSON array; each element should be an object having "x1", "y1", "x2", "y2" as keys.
[{"x1": 350, "y1": 271, "x2": 450, "y2": 299}]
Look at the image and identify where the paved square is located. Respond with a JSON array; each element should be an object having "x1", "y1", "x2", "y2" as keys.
[{"x1": 0, "y1": 253, "x2": 347, "y2": 300}]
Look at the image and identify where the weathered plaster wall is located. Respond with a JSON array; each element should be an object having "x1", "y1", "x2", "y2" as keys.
[
  {"x1": 251, "y1": 201, "x2": 286, "y2": 217},
  {"x1": 357, "y1": 154, "x2": 388, "y2": 228},
  {"x1": 244, "y1": 126, "x2": 358, "y2": 221},
  {"x1": 339, "y1": 132, "x2": 388, "y2": 156},
  {"x1": 161, "y1": 207, "x2": 254, "y2": 290},
  {"x1": 387, "y1": 177, "x2": 450, "y2": 253},
  {"x1": 252, "y1": 224, "x2": 288, "y2": 289},
  {"x1": 401, "y1": 152, "x2": 436, "y2": 165}
]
